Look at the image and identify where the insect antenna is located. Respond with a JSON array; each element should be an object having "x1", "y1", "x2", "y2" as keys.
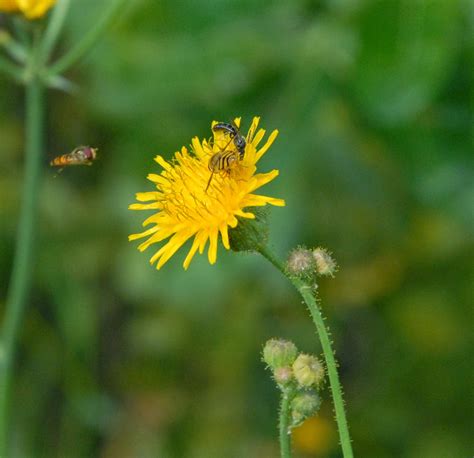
[{"x1": 215, "y1": 134, "x2": 234, "y2": 153}]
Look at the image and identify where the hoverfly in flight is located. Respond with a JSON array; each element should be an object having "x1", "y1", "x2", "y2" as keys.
[{"x1": 50, "y1": 146, "x2": 98, "y2": 172}]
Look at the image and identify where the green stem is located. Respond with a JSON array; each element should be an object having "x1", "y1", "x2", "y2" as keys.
[
  {"x1": 0, "y1": 32, "x2": 28, "y2": 64},
  {"x1": 258, "y1": 245, "x2": 354, "y2": 458},
  {"x1": 48, "y1": 0, "x2": 127, "y2": 76},
  {"x1": 39, "y1": 0, "x2": 72, "y2": 64},
  {"x1": 0, "y1": 75, "x2": 44, "y2": 456},
  {"x1": 279, "y1": 389, "x2": 292, "y2": 458}
]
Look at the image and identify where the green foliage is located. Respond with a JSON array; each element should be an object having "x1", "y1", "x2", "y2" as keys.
[{"x1": 0, "y1": 0, "x2": 471, "y2": 456}]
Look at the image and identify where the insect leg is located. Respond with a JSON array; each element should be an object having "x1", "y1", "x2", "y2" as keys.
[{"x1": 205, "y1": 171, "x2": 215, "y2": 193}]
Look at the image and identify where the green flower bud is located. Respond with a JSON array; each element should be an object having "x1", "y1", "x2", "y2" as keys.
[
  {"x1": 286, "y1": 247, "x2": 315, "y2": 276},
  {"x1": 312, "y1": 247, "x2": 337, "y2": 277},
  {"x1": 262, "y1": 339, "x2": 298, "y2": 370},
  {"x1": 291, "y1": 392, "x2": 321, "y2": 427},
  {"x1": 292, "y1": 354, "x2": 325, "y2": 388},
  {"x1": 273, "y1": 366, "x2": 293, "y2": 386}
]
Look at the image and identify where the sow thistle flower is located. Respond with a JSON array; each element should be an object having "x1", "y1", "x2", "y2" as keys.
[
  {"x1": 0, "y1": 0, "x2": 56, "y2": 18},
  {"x1": 129, "y1": 117, "x2": 285, "y2": 270}
]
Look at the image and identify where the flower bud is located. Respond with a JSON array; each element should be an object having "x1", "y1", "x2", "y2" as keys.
[
  {"x1": 312, "y1": 247, "x2": 337, "y2": 277},
  {"x1": 292, "y1": 354, "x2": 325, "y2": 388},
  {"x1": 262, "y1": 339, "x2": 298, "y2": 370},
  {"x1": 273, "y1": 366, "x2": 293, "y2": 386},
  {"x1": 291, "y1": 392, "x2": 321, "y2": 427},
  {"x1": 287, "y1": 247, "x2": 315, "y2": 276}
]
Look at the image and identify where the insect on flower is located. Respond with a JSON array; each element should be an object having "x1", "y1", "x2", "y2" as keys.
[
  {"x1": 50, "y1": 145, "x2": 98, "y2": 170},
  {"x1": 206, "y1": 148, "x2": 241, "y2": 192},
  {"x1": 205, "y1": 121, "x2": 247, "y2": 192},
  {"x1": 212, "y1": 121, "x2": 246, "y2": 158},
  {"x1": 128, "y1": 116, "x2": 285, "y2": 270}
]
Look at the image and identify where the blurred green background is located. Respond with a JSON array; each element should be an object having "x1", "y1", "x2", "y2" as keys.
[{"x1": 0, "y1": 0, "x2": 472, "y2": 457}]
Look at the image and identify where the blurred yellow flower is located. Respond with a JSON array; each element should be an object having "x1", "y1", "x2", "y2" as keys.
[
  {"x1": 129, "y1": 117, "x2": 285, "y2": 270},
  {"x1": 0, "y1": 0, "x2": 18, "y2": 12},
  {"x1": 0, "y1": 0, "x2": 56, "y2": 19},
  {"x1": 292, "y1": 416, "x2": 336, "y2": 455}
]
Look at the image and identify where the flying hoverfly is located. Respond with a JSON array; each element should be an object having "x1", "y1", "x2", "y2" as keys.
[
  {"x1": 205, "y1": 121, "x2": 247, "y2": 192},
  {"x1": 50, "y1": 146, "x2": 98, "y2": 171}
]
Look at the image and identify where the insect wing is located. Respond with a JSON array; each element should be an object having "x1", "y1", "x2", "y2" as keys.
[{"x1": 69, "y1": 147, "x2": 90, "y2": 164}]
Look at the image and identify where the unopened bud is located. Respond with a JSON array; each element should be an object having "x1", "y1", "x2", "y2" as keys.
[
  {"x1": 287, "y1": 247, "x2": 315, "y2": 276},
  {"x1": 291, "y1": 392, "x2": 321, "y2": 427},
  {"x1": 273, "y1": 366, "x2": 293, "y2": 385},
  {"x1": 312, "y1": 247, "x2": 337, "y2": 277},
  {"x1": 292, "y1": 354, "x2": 325, "y2": 388},
  {"x1": 262, "y1": 339, "x2": 298, "y2": 370}
]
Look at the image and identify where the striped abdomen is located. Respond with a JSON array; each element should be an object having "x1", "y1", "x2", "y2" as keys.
[
  {"x1": 50, "y1": 146, "x2": 97, "y2": 167},
  {"x1": 205, "y1": 149, "x2": 241, "y2": 192},
  {"x1": 208, "y1": 150, "x2": 239, "y2": 173}
]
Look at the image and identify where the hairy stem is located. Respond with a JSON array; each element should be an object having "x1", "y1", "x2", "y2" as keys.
[
  {"x1": 279, "y1": 389, "x2": 292, "y2": 458},
  {"x1": 258, "y1": 245, "x2": 354, "y2": 458},
  {"x1": 0, "y1": 74, "x2": 44, "y2": 456}
]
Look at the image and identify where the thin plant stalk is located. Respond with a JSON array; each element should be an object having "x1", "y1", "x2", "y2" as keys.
[
  {"x1": 48, "y1": 0, "x2": 127, "y2": 76},
  {"x1": 0, "y1": 32, "x2": 28, "y2": 64},
  {"x1": 258, "y1": 245, "x2": 354, "y2": 458},
  {"x1": 0, "y1": 60, "x2": 44, "y2": 457},
  {"x1": 0, "y1": 3, "x2": 129, "y2": 453},
  {"x1": 279, "y1": 389, "x2": 292, "y2": 458},
  {"x1": 39, "y1": 0, "x2": 72, "y2": 64}
]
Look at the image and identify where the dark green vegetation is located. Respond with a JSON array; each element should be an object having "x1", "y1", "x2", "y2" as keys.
[{"x1": 0, "y1": 0, "x2": 471, "y2": 456}]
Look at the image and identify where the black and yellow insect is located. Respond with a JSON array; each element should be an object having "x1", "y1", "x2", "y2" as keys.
[
  {"x1": 205, "y1": 121, "x2": 247, "y2": 192},
  {"x1": 205, "y1": 148, "x2": 241, "y2": 192},
  {"x1": 50, "y1": 145, "x2": 98, "y2": 169},
  {"x1": 212, "y1": 121, "x2": 246, "y2": 158}
]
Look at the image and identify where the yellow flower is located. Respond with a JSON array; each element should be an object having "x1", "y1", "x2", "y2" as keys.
[
  {"x1": 0, "y1": 0, "x2": 56, "y2": 19},
  {"x1": 129, "y1": 117, "x2": 285, "y2": 270},
  {"x1": 293, "y1": 416, "x2": 336, "y2": 455},
  {"x1": 0, "y1": 0, "x2": 18, "y2": 12}
]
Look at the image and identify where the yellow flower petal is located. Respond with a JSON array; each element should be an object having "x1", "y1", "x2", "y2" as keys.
[
  {"x1": 252, "y1": 129, "x2": 266, "y2": 150},
  {"x1": 256, "y1": 129, "x2": 279, "y2": 163},
  {"x1": 129, "y1": 202, "x2": 161, "y2": 210},
  {"x1": 135, "y1": 192, "x2": 160, "y2": 202},
  {"x1": 17, "y1": 0, "x2": 56, "y2": 18},
  {"x1": 128, "y1": 226, "x2": 159, "y2": 242},
  {"x1": 183, "y1": 232, "x2": 205, "y2": 270},
  {"x1": 219, "y1": 223, "x2": 230, "y2": 250},
  {"x1": 156, "y1": 230, "x2": 194, "y2": 269},
  {"x1": 246, "y1": 116, "x2": 260, "y2": 143}
]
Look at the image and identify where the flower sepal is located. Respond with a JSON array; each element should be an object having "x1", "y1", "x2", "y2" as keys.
[{"x1": 229, "y1": 206, "x2": 269, "y2": 253}]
